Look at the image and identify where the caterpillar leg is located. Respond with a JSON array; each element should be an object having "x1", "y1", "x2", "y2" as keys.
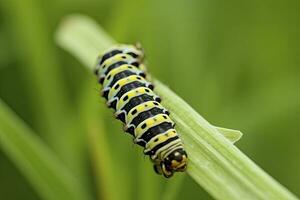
[
  {"x1": 161, "y1": 163, "x2": 174, "y2": 178},
  {"x1": 153, "y1": 164, "x2": 163, "y2": 175},
  {"x1": 153, "y1": 163, "x2": 173, "y2": 178}
]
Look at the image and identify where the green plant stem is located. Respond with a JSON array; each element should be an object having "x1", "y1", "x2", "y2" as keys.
[
  {"x1": 0, "y1": 99, "x2": 91, "y2": 200},
  {"x1": 55, "y1": 14, "x2": 299, "y2": 200}
]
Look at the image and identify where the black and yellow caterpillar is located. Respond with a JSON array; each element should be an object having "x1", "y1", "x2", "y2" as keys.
[{"x1": 94, "y1": 44, "x2": 187, "y2": 178}]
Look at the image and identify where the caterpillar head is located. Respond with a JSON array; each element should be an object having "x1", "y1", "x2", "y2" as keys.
[{"x1": 154, "y1": 148, "x2": 188, "y2": 178}]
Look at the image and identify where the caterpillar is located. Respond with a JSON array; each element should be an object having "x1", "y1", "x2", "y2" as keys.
[{"x1": 94, "y1": 44, "x2": 188, "y2": 178}]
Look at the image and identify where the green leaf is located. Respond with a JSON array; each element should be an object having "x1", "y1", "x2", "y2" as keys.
[
  {"x1": 214, "y1": 126, "x2": 243, "y2": 144},
  {"x1": 0, "y1": 99, "x2": 92, "y2": 200},
  {"x1": 55, "y1": 14, "x2": 299, "y2": 200}
]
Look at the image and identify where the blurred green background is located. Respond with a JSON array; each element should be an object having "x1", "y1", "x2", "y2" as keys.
[{"x1": 0, "y1": 0, "x2": 299, "y2": 199}]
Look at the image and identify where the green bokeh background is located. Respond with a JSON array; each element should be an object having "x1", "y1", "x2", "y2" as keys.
[{"x1": 0, "y1": 0, "x2": 299, "y2": 199}]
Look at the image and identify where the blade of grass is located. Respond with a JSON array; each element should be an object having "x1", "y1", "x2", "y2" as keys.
[
  {"x1": 1, "y1": 0, "x2": 88, "y2": 181},
  {"x1": 55, "y1": 14, "x2": 298, "y2": 200},
  {"x1": 77, "y1": 78, "x2": 118, "y2": 200},
  {"x1": 0, "y1": 99, "x2": 92, "y2": 200},
  {"x1": 2, "y1": 0, "x2": 68, "y2": 146}
]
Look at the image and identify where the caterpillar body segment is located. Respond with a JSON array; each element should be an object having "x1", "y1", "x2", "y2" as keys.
[
  {"x1": 101, "y1": 64, "x2": 146, "y2": 89},
  {"x1": 106, "y1": 75, "x2": 154, "y2": 101},
  {"x1": 144, "y1": 129, "x2": 178, "y2": 154},
  {"x1": 94, "y1": 44, "x2": 187, "y2": 178},
  {"x1": 114, "y1": 93, "x2": 159, "y2": 123},
  {"x1": 115, "y1": 87, "x2": 160, "y2": 111},
  {"x1": 133, "y1": 114, "x2": 175, "y2": 140},
  {"x1": 99, "y1": 44, "x2": 145, "y2": 65},
  {"x1": 95, "y1": 44, "x2": 146, "y2": 83},
  {"x1": 125, "y1": 101, "x2": 169, "y2": 125}
]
